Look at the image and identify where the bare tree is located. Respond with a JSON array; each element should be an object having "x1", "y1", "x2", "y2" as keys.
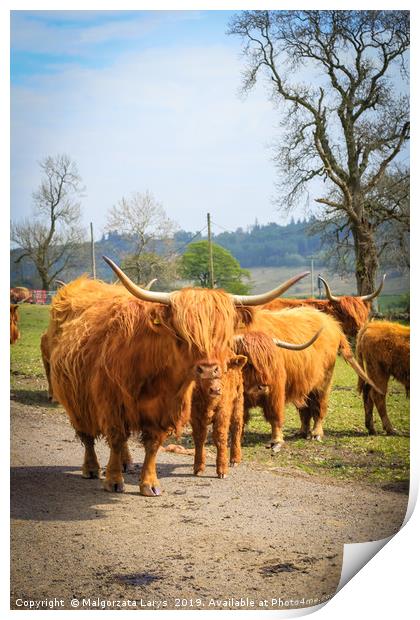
[
  {"x1": 312, "y1": 166, "x2": 409, "y2": 274},
  {"x1": 228, "y1": 10, "x2": 409, "y2": 294},
  {"x1": 12, "y1": 154, "x2": 85, "y2": 289},
  {"x1": 105, "y1": 191, "x2": 178, "y2": 283}
]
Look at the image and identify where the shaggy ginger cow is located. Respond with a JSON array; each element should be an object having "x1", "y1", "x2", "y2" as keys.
[
  {"x1": 235, "y1": 307, "x2": 382, "y2": 448},
  {"x1": 356, "y1": 321, "x2": 410, "y2": 435},
  {"x1": 10, "y1": 305, "x2": 20, "y2": 344},
  {"x1": 264, "y1": 275, "x2": 385, "y2": 338},
  {"x1": 49, "y1": 258, "x2": 308, "y2": 496},
  {"x1": 41, "y1": 276, "x2": 157, "y2": 402},
  {"x1": 190, "y1": 355, "x2": 247, "y2": 478}
]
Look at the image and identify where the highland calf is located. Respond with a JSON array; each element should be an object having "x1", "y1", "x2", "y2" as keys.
[
  {"x1": 356, "y1": 321, "x2": 410, "y2": 435},
  {"x1": 190, "y1": 355, "x2": 247, "y2": 478}
]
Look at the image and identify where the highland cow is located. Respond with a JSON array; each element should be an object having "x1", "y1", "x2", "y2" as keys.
[
  {"x1": 235, "y1": 307, "x2": 382, "y2": 449},
  {"x1": 356, "y1": 320, "x2": 410, "y2": 435},
  {"x1": 264, "y1": 275, "x2": 385, "y2": 338},
  {"x1": 49, "y1": 258, "x2": 308, "y2": 496}
]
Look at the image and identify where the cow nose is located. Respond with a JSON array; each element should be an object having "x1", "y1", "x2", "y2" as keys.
[{"x1": 209, "y1": 386, "x2": 221, "y2": 396}]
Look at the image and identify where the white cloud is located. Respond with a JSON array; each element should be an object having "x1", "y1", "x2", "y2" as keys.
[{"x1": 11, "y1": 40, "x2": 284, "y2": 234}]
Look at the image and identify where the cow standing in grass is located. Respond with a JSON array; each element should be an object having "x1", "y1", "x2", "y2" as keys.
[
  {"x1": 356, "y1": 321, "x2": 410, "y2": 435},
  {"x1": 235, "y1": 307, "x2": 382, "y2": 450},
  {"x1": 264, "y1": 276, "x2": 385, "y2": 338},
  {"x1": 48, "y1": 258, "x2": 308, "y2": 496},
  {"x1": 10, "y1": 305, "x2": 20, "y2": 344}
]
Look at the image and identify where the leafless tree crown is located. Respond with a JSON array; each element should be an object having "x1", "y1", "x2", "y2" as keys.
[
  {"x1": 228, "y1": 10, "x2": 409, "y2": 293},
  {"x1": 12, "y1": 154, "x2": 85, "y2": 289},
  {"x1": 105, "y1": 190, "x2": 177, "y2": 256}
]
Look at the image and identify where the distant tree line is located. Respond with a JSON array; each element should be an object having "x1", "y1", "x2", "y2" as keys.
[{"x1": 11, "y1": 213, "x2": 409, "y2": 289}]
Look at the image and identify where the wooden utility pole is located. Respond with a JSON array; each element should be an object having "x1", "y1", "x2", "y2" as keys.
[
  {"x1": 90, "y1": 222, "x2": 96, "y2": 279},
  {"x1": 207, "y1": 212, "x2": 215, "y2": 289},
  {"x1": 310, "y1": 258, "x2": 314, "y2": 298}
]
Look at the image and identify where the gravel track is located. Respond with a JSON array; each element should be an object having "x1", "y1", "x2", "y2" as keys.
[{"x1": 10, "y1": 399, "x2": 408, "y2": 611}]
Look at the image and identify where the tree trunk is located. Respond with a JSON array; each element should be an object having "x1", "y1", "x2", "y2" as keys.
[{"x1": 352, "y1": 223, "x2": 379, "y2": 298}]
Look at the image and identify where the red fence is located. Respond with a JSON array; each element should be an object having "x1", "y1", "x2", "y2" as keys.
[{"x1": 31, "y1": 290, "x2": 56, "y2": 305}]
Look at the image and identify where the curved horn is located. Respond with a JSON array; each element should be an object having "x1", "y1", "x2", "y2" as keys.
[
  {"x1": 273, "y1": 328, "x2": 323, "y2": 351},
  {"x1": 145, "y1": 278, "x2": 157, "y2": 291},
  {"x1": 318, "y1": 276, "x2": 339, "y2": 302},
  {"x1": 231, "y1": 271, "x2": 310, "y2": 306},
  {"x1": 16, "y1": 295, "x2": 32, "y2": 305},
  {"x1": 360, "y1": 274, "x2": 386, "y2": 302},
  {"x1": 103, "y1": 256, "x2": 171, "y2": 305},
  {"x1": 55, "y1": 279, "x2": 66, "y2": 287}
]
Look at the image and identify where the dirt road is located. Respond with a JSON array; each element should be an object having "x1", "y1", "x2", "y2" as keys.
[{"x1": 11, "y1": 399, "x2": 408, "y2": 611}]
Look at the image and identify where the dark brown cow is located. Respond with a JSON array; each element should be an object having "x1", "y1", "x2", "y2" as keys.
[
  {"x1": 264, "y1": 275, "x2": 385, "y2": 338},
  {"x1": 357, "y1": 321, "x2": 410, "y2": 435},
  {"x1": 48, "y1": 258, "x2": 308, "y2": 496},
  {"x1": 235, "y1": 307, "x2": 382, "y2": 449},
  {"x1": 10, "y1": 287, "x2": 32, "y2": 304}
]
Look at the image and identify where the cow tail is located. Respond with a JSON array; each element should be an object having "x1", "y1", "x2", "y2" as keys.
[
  {"x1": 338, "y1": 334, "x2": 384, "y2": 395},
  {"x1": 355, "y1": 331, "x2": 366, "y2": 394}
]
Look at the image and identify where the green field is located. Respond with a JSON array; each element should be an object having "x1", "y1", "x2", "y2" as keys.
[{"x1": 11, "y1": 304, "x2": 409, "y2": 488}]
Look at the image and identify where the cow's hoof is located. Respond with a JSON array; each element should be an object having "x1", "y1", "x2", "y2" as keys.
[
  {"x1": 194, "y1": 469, "x2": 205, "y2": 476},
  {"x1": 230, "y1": 461, "x2": 239, "y2": 468},
  {"x1": 386, "y1": 428, "x2": 400, "y2": 436},
  {"x1": 217, "y1": 473, "x2": 227, "y2": 479},
  {"x1": 140, "y1": 484, "x2": 162, "y2": 497},
  {"x1": 271, "y1": 441, "x2": 284, "y2": 453},
  {"x1": 368, "y1": 429, "x2": 377, "y2": 436},
  {"x1": 312, "y1": 435, "x2": 322, "y2": 442},
  {"x1": 103, "y1": 480, "x2": 125, "y2": 493},
  {"x1": 82, "y1": 469, "x2": 102, "y2": 479}
]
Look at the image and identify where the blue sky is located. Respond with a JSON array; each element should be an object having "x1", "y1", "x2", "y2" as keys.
[
  {"x1": 10, "y1": 9, "x2": 410, "y2": 239},
  {"x1": 11, "y1": 10, "x2": 289, "y2": 236}
]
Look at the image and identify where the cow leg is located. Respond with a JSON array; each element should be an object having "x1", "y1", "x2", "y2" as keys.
[
  {"x1": 78, "y1": 432, "x2": 101, "y2": 479},
  {"x1": 121, "y1": 440, "x2": 134, "y2": 473},
  {"x1": 191, "y1": 413, "x2": 208, "y2": 475},
  {"x1": 370, "y1": 378, "x2": 398, "y2": 435},
  {"x1": 262, "y1": 390, "x2": 285, "y2": 452},
  {"x1": 103, "y1": 434, "x2": 125, "y2": 493},
  {"x1": 362, "y1": 384, "x2": 376, "y2": 435},
  {"x1": 40, "y1": 335, "x2": 54, "y2": 402},
  {"x1": 229, "y1": 390, "x2": 244, "y2": 467},
  {"x1": 297, "y1": 408, "x2": 312, "y2": 439},
  {"x1": 140, "y1": 431, "x2": 167, "y2": 497},
  {"x1": 310, "y1": 394, "x2": 323, "y2": 441},
  {"x1": 311, "y1": 366, "x2": 333, "y2": 441},
  {"x1": 212, "y1": 411, "x2": 230, "y2": 479}
]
